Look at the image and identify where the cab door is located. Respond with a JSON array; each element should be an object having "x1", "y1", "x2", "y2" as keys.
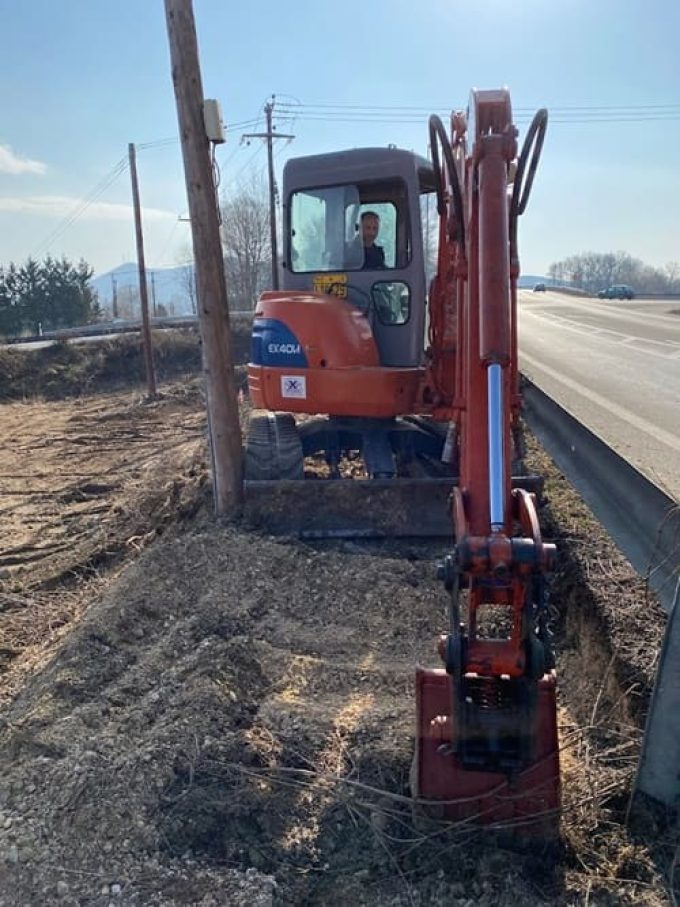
[{"x1": 284, "y1": 178, "x2": 427, "y2": 368}]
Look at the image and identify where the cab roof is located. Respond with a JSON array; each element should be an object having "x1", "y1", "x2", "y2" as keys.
[{"x1": 283, "y1": 147, "x2": 435, "y2": 192}]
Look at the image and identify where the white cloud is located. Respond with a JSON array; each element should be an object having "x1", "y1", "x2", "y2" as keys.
[
  {"x1": 0, "y1": 144, "x2": 47, "y2": 175},
  {"x1": 0, "y1": 195, "x2": 175, "y2": 222}
]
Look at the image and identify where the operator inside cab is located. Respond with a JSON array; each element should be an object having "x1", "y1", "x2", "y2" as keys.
[
  {"x1": 345, "y1": 210, "x2": 386, "y2": 270},
  {"x1": 288, "y1": 180, "x2": 408, "y2": 274}
]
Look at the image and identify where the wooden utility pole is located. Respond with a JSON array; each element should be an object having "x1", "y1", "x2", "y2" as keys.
[
  {"x1": 243, "y1": 97, "x2": 294, "y2": 290},
  {"x1": 150, "y1": 272, "x2": 157, "y2": 317},
  {"x1": 111, "y1": 275, "x2": 118, "y2": 319},
  {"x1": 128, "y1": 142, "x2": 157, "y2": 398},
  {"x1": 164, "y1": 0, "x2": 243, "y2": 516}
]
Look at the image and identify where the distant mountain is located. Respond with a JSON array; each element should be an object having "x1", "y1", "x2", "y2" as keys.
[{"x1": 91, "y1": 263, "x2": 196, "y2": 317}]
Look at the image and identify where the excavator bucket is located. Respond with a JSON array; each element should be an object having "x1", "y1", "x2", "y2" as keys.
[{"x1": 412, "y1": 668, "x2": 560, "y2": 832}]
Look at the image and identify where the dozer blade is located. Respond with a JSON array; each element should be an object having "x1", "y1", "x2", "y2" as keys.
[
  {"x1": 412, "y1": 667, "x2": 560, "y2": 833},
  {"x1": 242, "y1": 412, "x2": 544, "y2": 539},
  {"x1": 243, "y1": 477, "x2": 456, "y2": 538}
]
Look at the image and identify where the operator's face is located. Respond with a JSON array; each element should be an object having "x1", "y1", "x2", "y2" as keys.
[{"x1": 361, "y1": 216, "x2": 380, "y2": 246}]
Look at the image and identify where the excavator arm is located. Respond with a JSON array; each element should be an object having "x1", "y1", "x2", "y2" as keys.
[{"x1": 413, "y1": 90, "x2": 560, "y2": 830}]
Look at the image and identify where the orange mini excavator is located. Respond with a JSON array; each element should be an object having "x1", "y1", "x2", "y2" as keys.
[{"x1": 247, "y1": 89, "x2": 560, "y2": 826}]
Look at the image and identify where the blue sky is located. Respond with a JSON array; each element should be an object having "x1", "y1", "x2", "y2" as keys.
[{"x1": 0, "y1": 0, "x2": 678, "y2": 280}]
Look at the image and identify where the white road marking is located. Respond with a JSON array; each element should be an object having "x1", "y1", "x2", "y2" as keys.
[
  {"x1": 520, "y1": 351, "x2": 680, "y2": 453},
  {"x1": 522, "y1": 308, "x2": 680, "y2": 358}
]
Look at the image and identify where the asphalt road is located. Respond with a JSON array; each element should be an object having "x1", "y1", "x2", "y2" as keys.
[{"x1": 519, "y1": 290, "x2": 680, "y2": 501}]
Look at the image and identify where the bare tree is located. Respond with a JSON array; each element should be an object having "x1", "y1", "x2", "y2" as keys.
[
  {"x1": 221, "y1": 178, "x2": 271, "y2": 310},
  {"x1": 116, "y1": 285, "x2": 140, "y2": 319},
  {"x1": 548, "y1": 250, "x2": 680, "y2": 295},
  {"x1": 175, "y1": 243, "x2": 197, "y2": 314},
  {"x1": 664, "y1": 261, "x2": 680, "y2": 293}
]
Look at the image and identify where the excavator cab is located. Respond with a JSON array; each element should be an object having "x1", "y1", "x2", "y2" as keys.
[
  {"x1": 246, "y1": 147, "x2": 450, "y2": 503},
  {"x1": 281, "y1": 148, "x2": 434, "y2": 368},
  {"x1": 248, "y1": 149, "x2": 439, "y2": 423}
]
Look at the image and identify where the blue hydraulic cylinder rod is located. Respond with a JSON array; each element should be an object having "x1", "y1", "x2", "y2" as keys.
[{"x1": 487, "y1": 363, "x2": 505, "y2": 532}]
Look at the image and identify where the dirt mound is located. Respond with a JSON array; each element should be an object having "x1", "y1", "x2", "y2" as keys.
[
  {"x1": 0, "y1": 525, "x2": 550, "y2": 904},
  {"x1": 0, "y1": 321, "x2": 251, "y2": 402}
]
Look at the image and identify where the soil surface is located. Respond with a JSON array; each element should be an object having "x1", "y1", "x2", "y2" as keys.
[{"x1": 0, "y1": 341, "x2": 677, "y2": 905}]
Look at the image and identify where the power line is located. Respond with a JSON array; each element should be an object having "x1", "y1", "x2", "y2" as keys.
[
  {"x1": 153, "y1": 217, "x2": 182, "y2": 267},
  {"x1": 529, "y1": 103, "x2": 680, "y2": 111},
  {"x1": 28, "y1": 118, "x2": 267, "y2": 265},
  {"x1": 219, "y1": 142, "x2": 248, "y2": 171},
  {"x1": 136, "y1": 118, "x2": 264, "y2": 152},
  {"x1": 277, "y1": 108, "x2": 680, "y2": 122},
  {"x1": 31, "y1": 156, "x2": 129, "y2": 260},
  {"x1": 273, "y1": 141, "x2": 290, "y2": 162},
  {"x1": 215, "y1": 104, "x2": 269, "y2": 184},
  {"x1": 136, "y1": 137, "x2": 180, "y2": 151},
  {"x1": 277, "y1": 100, "x2": 680, "y2": 113},
  {"x1": 227, "y1": 116, "x2": 269, "y2": 129},
  {"x1": 275, "y1": 111, "x2": 680, "y2": 127},
  {"x1": 218, "y1": 118, "x2": 265, "y2": 172},
  {"x1": 275, "y1": 101, "x2": 680, "y2": 125},
  {"x1": 227, "y1": 140, "x2": 267, "y2": 186}
]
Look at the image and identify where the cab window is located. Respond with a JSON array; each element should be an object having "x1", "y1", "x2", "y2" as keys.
[
  {"x1": 372, "y1": 281, "x2": 410, "y2": 325},
  {"x1": 289, "y1": 179, "x2": 410, "y2": 273}
]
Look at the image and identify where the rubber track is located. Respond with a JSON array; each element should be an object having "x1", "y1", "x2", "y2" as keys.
[{"x1": 244, "y1": 412, "x2": 303, "y2": 481}]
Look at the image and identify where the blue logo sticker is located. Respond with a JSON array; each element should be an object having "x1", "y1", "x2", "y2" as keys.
[{"x1": 251, "y1": 319, "x2": 308, "y2": 367}]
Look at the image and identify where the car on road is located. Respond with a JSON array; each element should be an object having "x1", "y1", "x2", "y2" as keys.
[
  {"x1": 533, "y1": 282, "x2": 546, "y2": 292},
  {"x1": 597, "y1": 284, "x2": 635, "y2": 300}
]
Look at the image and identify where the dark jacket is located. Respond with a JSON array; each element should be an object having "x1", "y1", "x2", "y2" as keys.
[{"x1": 362, "y1": 243, "x2": 385, "y2": 270}]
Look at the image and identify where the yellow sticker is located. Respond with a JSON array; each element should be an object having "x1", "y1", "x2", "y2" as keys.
[{"x1": 313, "y1": 273, "x2": 347, "y2": 298}]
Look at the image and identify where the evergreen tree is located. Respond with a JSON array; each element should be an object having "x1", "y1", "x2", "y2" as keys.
[{"x1": 0, "y1": 256, "x2": 100, "y2": 337}]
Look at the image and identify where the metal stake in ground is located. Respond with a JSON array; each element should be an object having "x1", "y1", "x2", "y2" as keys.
[
  {"x1": 128, "y1": 142, "x2": 157, "y2": 399},
  {"x1": 164, "y1": 0, "x2": 243, "y2": 517}
]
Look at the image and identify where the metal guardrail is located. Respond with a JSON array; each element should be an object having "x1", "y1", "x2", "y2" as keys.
[
  {"x1": 522, "y1": 379, "x2": 678, "y2": 607},
  {"x1": 2, "y1": 312, "x2": 255, "y2": 347},
  {"x1": 522, "y1": 378, "x2": 680, "y2": 809}
]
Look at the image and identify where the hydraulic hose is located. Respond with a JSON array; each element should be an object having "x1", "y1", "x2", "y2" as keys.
[
  {"x1": 509, "y1": 108, "x2": 548, "y2": 250},
  {"x1": 428, "y1": 114, "x2": 466, "y2": 255}
]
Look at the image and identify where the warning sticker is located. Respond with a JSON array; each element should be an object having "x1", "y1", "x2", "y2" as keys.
[
  {"x1": 313, "y1": 273, "x2": 347, "y2": 298},
  {"x1": 281, "y1": 375, "x2": 307, "y2": 399}
]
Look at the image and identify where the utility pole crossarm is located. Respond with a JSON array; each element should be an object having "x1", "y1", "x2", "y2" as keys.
[{"x1": 241, "y1": 132, "x2": 295, "y2": 140}]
